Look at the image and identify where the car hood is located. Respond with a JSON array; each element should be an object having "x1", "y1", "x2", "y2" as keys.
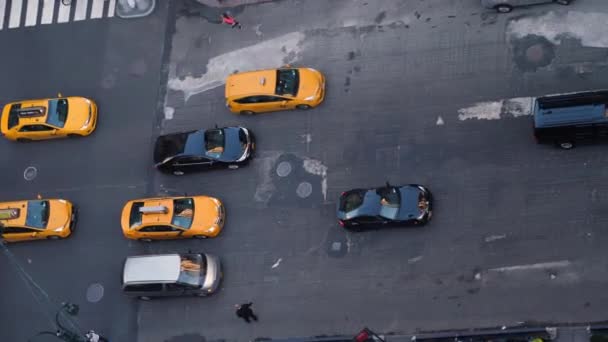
[
  {"x1": 296, "y1": 68, "x2": 323, "y2": 100},
  {"x1": 47, "y1": 200, "x2": 71, "y2": 231},
  {"x1": 192, "y1": 197, "x2": 221, "y2": 229},
  {"x1": 216, "y1": 127, "x2": 247, "y2": 162},
  {"x1": 63, "y1": 97, "x2": 92, "y2": 130},
  {"x1": 396, "y1": 186, "x2": 423, "y2": 220}
]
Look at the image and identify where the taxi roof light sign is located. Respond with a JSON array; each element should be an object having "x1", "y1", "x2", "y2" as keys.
[
  {"x1": 0, "y1": 208, "x2": 20, "y2": 220},
  {"x1": 139, "y1": 206, "x2": 168, "y2": 214},
  {"x1": 16, "y1": 107, "x2": 46, "y2": 118}
]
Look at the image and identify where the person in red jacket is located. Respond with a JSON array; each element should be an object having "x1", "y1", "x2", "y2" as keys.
[{"x1": 221, "y1": 13, "x2": 242, "y2": 29}]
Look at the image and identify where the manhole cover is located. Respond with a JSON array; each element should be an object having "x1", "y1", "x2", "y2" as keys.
[
  {"x1": 276, "y1": 161, "x2": 292, "y2": 177},
  {"x1": 86, "y1": 283, "x2": 104, "y2": 303},
  {"x1": 331, "y1": 242, "x2": 342, "y2": 251},
  {"x1": 296, "y1": 182, "x2": 313, "y2": 198},
  {"x1": 23, "y1": 166, "x2": 37, "y2": 181}
]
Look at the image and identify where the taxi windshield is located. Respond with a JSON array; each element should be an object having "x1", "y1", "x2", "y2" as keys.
[
  {"x1": 172, "y1": 198, "x2": 194, "y2": 229},
  {"x1": 46, "y1": 99, "x2": 68, "y2": 128},
  {"x1": 178, "y1": 254, "x2": 206, "y2": 287},
  {"x1": 275, "y1": 69, "x2": 299, "y2": 96},
  {"x1": 204, "y1": 129, "x2": 225, "y2": 158},
  {"x1": 26, "y1": 200, "x2": 50, "y2": 229}
]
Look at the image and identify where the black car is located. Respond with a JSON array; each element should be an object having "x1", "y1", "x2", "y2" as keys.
[
  {"x1": 337, "y1": 183, "x2": 432, "y2": 230},
  {"x1": 154, "y1": 126, "x2": 254, "y2": 175}
]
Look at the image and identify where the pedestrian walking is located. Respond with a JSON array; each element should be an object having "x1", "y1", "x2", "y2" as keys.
[
  {"x1": 221, "y1": 12, "x2": 242, "y2": 29},
  {"x1": 235, "y1": 302, "x2": 258, "y2": 323}
]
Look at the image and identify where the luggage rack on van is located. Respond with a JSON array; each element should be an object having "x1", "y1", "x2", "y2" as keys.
[{"x1": 537, "y1": 90, "x2": 608, "y2": 110}]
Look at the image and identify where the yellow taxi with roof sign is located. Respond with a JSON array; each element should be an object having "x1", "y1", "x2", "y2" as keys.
[
  {"x1": 0, "y1": 95, "x2": 98, "y2": 141},
  {"x1": 225, "y1": 67, "x2": 325, "y2": 115},
  {"x1": 120, "y1": 195, "x2": 225, "y2": 241},
  {"x1": 0, "y1": 198, "x2": 76, "y2": 242}
]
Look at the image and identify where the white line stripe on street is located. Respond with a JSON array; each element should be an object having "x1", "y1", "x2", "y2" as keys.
[
  {"x1": 0, "y1": 0, "x2": 6, "y2": 30},
  {"x1": 107, "y1": 0, "x2": 115, "y2": 18},
  {"x1": 73, "y1": 0, "x2": 88, "y2": 21},
  {"x1": 25, "y1": 0, "x2": 39, "y2": 27},
  {"x1": 490, "y1": 260, "x2": 571, "y2": 273},
  {"x1": 8, "y1": 0, "x2": 23, "y2": 28},
  {"x1": 90, "y1": 0, "x2": 104, "y2": 19},
  {"x1": 57, "y1": 0, "x2": 70, "y2": 23},
  {"x1": 40, "y1": 0, "x2": 54, "y2": 24}
]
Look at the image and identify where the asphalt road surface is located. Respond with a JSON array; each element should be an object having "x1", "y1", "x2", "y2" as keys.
[{"x1": 2, "y1": 1, "x2": 608, "y2": 342}]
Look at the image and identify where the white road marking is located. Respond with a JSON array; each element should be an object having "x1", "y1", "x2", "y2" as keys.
[
  {"x1": 8, "y1": 0, "x2": 23, "y2": 28},
  {"x1": 164, "y1": 107, "x2": 174, "y2": 120},
  {"x1": 303, "y1": 158, "x2": 328, "y2": 201},
  {"x1": 436, "y1": 116, "x2": 444, "y2": 125},
  {"x1": 508, "y1": 11, "x2": 608, "y2": 48},
  {"x1": 458, "y1": 97, "x2": 533, "y2": 121},
  {"x1": 24, "y1": 0, "x2": 38, "y2": 27},
  {"x1": 490, "y1": 260, "x2": 571, "y2": 273},
  {"x1": 271, "y1": 258, "x2": 282, "y2": 269},
  {"x1": 90, "y1": 0, "x2": 105, "y2": 19},
  {"x1": 484, "y1": 234, "x2": 506, "y2": 243},
  {"x1": 57, "y1": 0, "x2": 71, "y2": 23},
  {"x1": 408, "y1": 256, "x2": 422, "y2": 264},
  {"x1": 40, "y1": 0, "x2": 54, "y2": 24},
  {"x1": 168, "y1": 31, "x2": 305, "y2": 101},
  {"x1": 73, "y1": 0, "x2": 88, "y2": 21},
  {"x1": 0, "y1": 0, "x2": 6, "y2": 29},
  {"x1": 107, "y1": 0, "x2": 116, "y2": 17}
]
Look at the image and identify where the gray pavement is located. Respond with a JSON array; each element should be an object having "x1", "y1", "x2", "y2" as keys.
[{"x1": 2, "y1": 0, "x2": 608, "y2": 342}]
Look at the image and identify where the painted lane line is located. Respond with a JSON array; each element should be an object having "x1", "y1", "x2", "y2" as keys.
[
  {"x1": 107, "y1": 0, "x2": 115, "y2": 17},
  {"x1": 57, "y1": 0, "x2": 71, "y2": 23},
  {"x1": 0, "y1": 0, "x2": 6, "y2": 29},
  {"x1": 25, "y1": 0, "x2": 39, "y2": 27},
  {"x1": 40, "y1": 0, "x2": 54, "y2": 24},
  {"x1": 484, "y1": 234, "x2": 506, "y2": 243},
  {"x1": 90, "y1": 0, "x2": 104, "y2": 19},
  {"x1": 8, "y1": 0, "x2": 23, "y2": 29},
  {"x1": 271, "y1": 258, "x2": 282, "y2": 269},
  {"x1": 490, "y1": 260, "x2": 571, "y2": 273},
  {"x1": 458, "y1": 97, "x2": 533, "y2": 121},
  {"x1": 73, "y1": 0, "x2": 88, "y2": 21}
]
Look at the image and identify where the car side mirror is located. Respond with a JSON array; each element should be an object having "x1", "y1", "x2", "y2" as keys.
[
  {"x1": 281, "y1": 101, "x2": 287, "y2": 106},
  {"x1": 31, "y1": 232, "x2": 38, "y2": 237},
  {"x1": 282, "y1": 64, "x2": 291, "y2": 68},
  {"x1": 57, "y1": 92, "x2": 63, "y2": 98}
]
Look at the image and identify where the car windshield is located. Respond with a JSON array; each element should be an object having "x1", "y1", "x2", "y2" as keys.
[
  {"x1": 46, "y1": 99, "x2": 68, "y2": 128},
  {"x1": 26, "y1": 200, "x2": 50, "y2": 229},
  {"x1": 275, "y1": 69, "x2": 299, "y2": 96},
  {"x1": 377, "y1": 187, "x2": 400, "y2": 208},
  {"x1": 340, "y1": 190, "x2": 365, "y2": 212},
  {"x1": 178, "y1": 254, "x2": 206, "y2": 287},
  {"x1": 172, "y1": 198, "x2": 194, "y2": 229},
  {"x1": 129, "y1": 202, "x2": 144, "y2": 228},
  {"x1": 204, "y1": 129, "x2": 225, "y2": 158}
]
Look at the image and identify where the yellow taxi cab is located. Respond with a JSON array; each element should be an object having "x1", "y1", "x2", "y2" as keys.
[
  {"x1": 120, "y1": 195, "x2": 225, "y2": 241},
  {"x1": 0, "y1": 95, "x2": 98, "y2": 141},
  {"x1": 225, "y1": 67, "x2": 325, "y2": 115},
  {"x1": 0, "y1": 199, "x2": 76, "y2": 242}
]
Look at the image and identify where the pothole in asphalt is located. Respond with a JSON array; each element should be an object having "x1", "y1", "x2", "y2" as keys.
[
  {"x1": 296, "y1": 182, "x2": 312, "y2": 198},
  {"x1": 86, "y1": 283, "x2": 104, "y2": 303},
  {"x1": 276, "y1": 161, "x2": 292, "y2": 177},
  {"x1": 23, "y1": 166, "x2": 37, "y2": 181}
]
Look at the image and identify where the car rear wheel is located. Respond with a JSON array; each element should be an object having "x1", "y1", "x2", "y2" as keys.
[
  {"x1": 556, "y1": 0, "x2": 570, "y2": 5},
  {"x1": 240, "y1": 110, "x2": 255, "y2": 115},
  {"x1": 16, "y1": 138, "x2": 31, "y2": 142},
  {"x1": 47, "y1": 235, "x2": 62, "y2": 240},
  {"x1": 139, "y1": 296, "x2": 151, "y2": 300},
  {"x1": 138, "y1": 238, "x2": 153, "y2": 242},
  {"x1": 172, "y1": 170, "x2": 184, "y2": 176},
  {"x1": 67, "y1": 134, "x2": 82, "y2": 138},
  {"x1": 558, "y1": 141, "x2": 574, "y2": 150},
  {"x1": 296, "y1": 104, "x2": 311, "y2": 110},
  {"x1": 193, "y1": 235, "x2": 208, "y2": 239},
  {"x1": 496, "y1": 4, "x2": 512, "y2": 13},
  {"x1": 228, "y1": 164, "x2": 239, "y2": 169}
]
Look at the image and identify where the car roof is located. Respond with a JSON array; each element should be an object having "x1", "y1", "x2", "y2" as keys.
[
  {"x1": 534, "y1": 90, "x2": 608, "y2": 128},
  {"x1": 0, "y1": 200, "x2": 28, "y2": 226},
  {"x1": 6, "y1": 99, "x2": 51, "y2": 126},
  {"x1": 225, "y1": 69, "x2": 277, "y2": 98},
  {"x1": 338, "y1": 185, "x2": 422, "y2": 220},
  {"x1": 123, "y1": 254, "x2": 181, "y2": 284}
]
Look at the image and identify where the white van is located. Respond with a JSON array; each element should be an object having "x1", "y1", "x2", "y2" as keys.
[{"x1": 122, "y1": 253, "x2": 221, "y2": 300}]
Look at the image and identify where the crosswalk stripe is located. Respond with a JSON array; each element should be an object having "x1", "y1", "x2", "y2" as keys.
[
  {"x1": 57, "y1": 0, "x2": 70, "y2": 23},
  {"x1": 0, "y1": 0, "x2": 6, "y2": 30},
  {"x1": 40, "y1": 0, "x2": 53, "y2": 24},
  {"x1": 8, "y1": 0, "x2": 23, "y2": 28},
  {"x1": 107, "y1": 0, "x2": 115, "y2": 18},
  {"x1": 73, "y1": 0, "x2": 88, "y2": 21},
  {"x1": 90, "y1": 0, "x2": 104, "y2": 19},
  {"x1": 25, "y1": 0, "x2": 39, "y2": 27}
]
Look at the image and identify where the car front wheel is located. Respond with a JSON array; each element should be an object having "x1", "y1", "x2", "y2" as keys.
[
  {"x1": 558, "y1": 141, "x2": 574, "y2": 150},
  {"x1": 193, "y1": 235, "x2": 208, "y2": 239},
  {"x1": 240, "y1": 110, "x2": 255, "y2": 115},
  {"x1": 296, "y1": 104, "x2": 311, "y2": 110},
  {"x1": 172, "y1": 170, "x2": 184, "y2": 176},
  {"x1": 555, "y1": 0, "x2": 570, "y2": 5}
]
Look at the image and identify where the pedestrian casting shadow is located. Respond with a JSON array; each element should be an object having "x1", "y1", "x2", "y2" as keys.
[{"x1": 178, "y1": 0, "x2": 244, "y2": 23}]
